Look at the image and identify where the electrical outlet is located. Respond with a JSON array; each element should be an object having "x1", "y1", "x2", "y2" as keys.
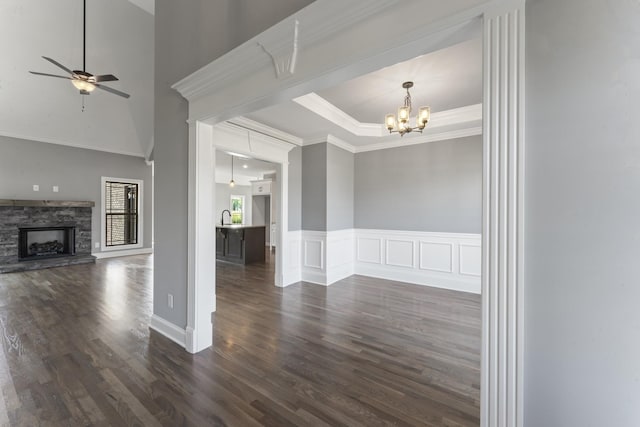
[
  {"x1": 94, "y1": 242, "x2": 99, "y2": 249},
  {"x1": 53, "y1": 186, "x2": 59, "y2": 192},
  {"x1": 168, "y1": 294, "x2": 174, "y2": 308},
  {"x1": 33, "y1": 184, "x2": 39, "y2": 192}
]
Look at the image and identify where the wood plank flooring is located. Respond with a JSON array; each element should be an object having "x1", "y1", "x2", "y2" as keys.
[{"x1": 0, "y1": 252, "x2": 480, "y2": 426}]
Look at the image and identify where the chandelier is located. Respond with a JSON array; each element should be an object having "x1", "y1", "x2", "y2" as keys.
[{"x1": 384, "y1": 81, "x2": 430, "y2": 136}]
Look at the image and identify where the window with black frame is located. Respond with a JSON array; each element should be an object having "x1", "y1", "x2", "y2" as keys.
[{"x1": 105, "y1": 181, "x2": 139, "y2": 246}]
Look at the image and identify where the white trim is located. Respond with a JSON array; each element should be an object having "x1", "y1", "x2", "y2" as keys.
[
  {"x1": 294, "y1": 93, "x2": 382, "y2": 137},
  {"x1": 229, "y1": 117, "x2": 303, "y2": 146},
  {"x1": 300, "y1": 126, "x2": 482, "y2": 155},
  {"x1": 355, "y1": 127, "x2": 482, "y2": 153},
  {"x1": 354, "y1": 229, "x2": 481, "y2": 294},
  {"x1": 100, "y1": 177, "x2": 144, "y2": 252},
  {"x1": 93, "y1": 247, "x2": 153, "y2": 259},
  {"x1": 171, "y1": 0, "x2": 398, "y2": 101},
  {"x1": 419, "y1": 241, "x2": 453, "y2": 273},
  {"x1": 385, "y1": 239, "x2": 416, "y2": 268},
  {"x1": 0, "y1": 131, "x2": 146, "y2": 158},
  {"x1": 149, "y1": 315, "x2": 186, "y2": 347},
  {"x1": 459, "y1": 244, "x2": 482, "y2": 277},
  {"x1": 303, "y1": 239, "x2": 324, "y2": 269},
  {"x1": 174, "y1": 1, "x2": 526, "y2": 423},
  {"x1": 481, "y1": 4, "x2": 525, "y2": 426},
  {"x1": 293, "y1": 93, "x2": 482, "y2": 140}
]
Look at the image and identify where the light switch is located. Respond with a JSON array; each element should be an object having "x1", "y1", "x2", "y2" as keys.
[
  {"x1": 53, "y1": 186, "x2": 59, "y2": 192},
  {"x1": 33, "y1": 185, "x2": 39, "y2": 192}
]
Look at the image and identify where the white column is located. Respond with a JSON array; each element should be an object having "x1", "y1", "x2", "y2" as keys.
[
  {"x1": 275, "y1": 162, "x2": 288, "y2": 287},
  {"x1": 186, "y1": 120, "x2": 216, "y2": 354},
  {"x1": 482, "y1": 2, "x2": 525, "y2": 427}
]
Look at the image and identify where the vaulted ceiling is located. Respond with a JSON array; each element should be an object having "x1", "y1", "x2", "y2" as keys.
[
  {"x1": 0, "y1": 0, "x2": 154, "y2": 158},
  {"x1": 1, "y1": 1, "x2": 481, "y2": 160}
]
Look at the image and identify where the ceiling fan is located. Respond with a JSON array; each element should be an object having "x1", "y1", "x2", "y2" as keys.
[{"x1": 29, "y1": 0, "x2": 130, "y2": 99}]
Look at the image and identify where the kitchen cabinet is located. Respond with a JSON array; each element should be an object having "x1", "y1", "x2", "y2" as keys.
[
  {"x1": 215, "y1": 225, "x2": 266, "y2": 264},
  {"x1": 251, "y1": 180, "x2": 271, "y2": 195}
]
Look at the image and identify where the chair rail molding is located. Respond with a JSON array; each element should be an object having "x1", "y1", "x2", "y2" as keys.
[{"x1": 172, "y1": 0, "x2": 527, "y2": 425}]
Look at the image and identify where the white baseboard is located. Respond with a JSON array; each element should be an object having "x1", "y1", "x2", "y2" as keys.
[
  {"x1": 93, "y1": 247, "x2": 153, "y2": 259},
  {"x1": 149, "y1": 314, "x2": 186, "y2": 347}
]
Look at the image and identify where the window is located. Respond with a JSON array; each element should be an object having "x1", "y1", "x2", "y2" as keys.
[
  {"x1": 230, "y1": 195, "x2": 245, "y2": 224},
  {"x1": 102, "y1": 177, "x2": 143, "y2": 250}
]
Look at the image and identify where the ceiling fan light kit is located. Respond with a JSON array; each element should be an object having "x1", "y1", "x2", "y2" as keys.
[
  {"x1": 385, "y1": 81, "x2": 430, "y2": 137},
  {"x1": 28, "y1": 0, "x2": 130, "y2": 100}
]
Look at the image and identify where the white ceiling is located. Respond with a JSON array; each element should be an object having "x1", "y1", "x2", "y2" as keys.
[
  {"x1": 0, "y1": 0, "x2": 154, "y2": 158},
  {"x1": 244, "y1": 37, "x2": 483, "y2": 150},
  {"x1": 317, "y1": 37, "x2": 482, "y2": 122},
  {"x1": 215, "y1": 150, "x2": 277, "y2": 186}
]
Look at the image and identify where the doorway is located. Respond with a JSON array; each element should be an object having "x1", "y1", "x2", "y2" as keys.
[{"x1": 177, "y1": 3, "x2": 525, "y2": 425}]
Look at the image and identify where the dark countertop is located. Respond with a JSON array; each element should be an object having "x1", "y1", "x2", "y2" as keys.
[{"x1": 216, "y1": 224, "x2": 266, "y2": 229}]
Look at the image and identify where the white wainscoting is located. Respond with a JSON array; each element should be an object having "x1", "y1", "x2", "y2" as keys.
[
  {"x1": 295, "y1": 229, "x2": 354, "y2": 286},
  {"x1": 354, "y1": 229, "x2": 481, "y2": 294},
  {"x1": 292, "y1": 228, "x2": 481, "y2": 292},
  {"x1": 282, "y1": 231, "x2": 302, "y2": 286}
]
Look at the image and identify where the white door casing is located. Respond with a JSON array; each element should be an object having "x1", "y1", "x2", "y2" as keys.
[{"x1": 172, "y1": 1, "x2": 526, "y2": 425}]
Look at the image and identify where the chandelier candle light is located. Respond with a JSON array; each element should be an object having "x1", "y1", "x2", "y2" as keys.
[{"x1": 385, "y1": 81, "x2": 430, "y2": 136}]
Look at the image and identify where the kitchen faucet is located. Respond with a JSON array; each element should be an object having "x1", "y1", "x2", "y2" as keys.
[{"x1": 221, "y1": 209, "x2": 231, "y2": 225}]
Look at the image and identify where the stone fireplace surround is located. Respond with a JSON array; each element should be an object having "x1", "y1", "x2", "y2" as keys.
[{"x1": 0, "y1": 200, "x2": 96, "y2": 273}]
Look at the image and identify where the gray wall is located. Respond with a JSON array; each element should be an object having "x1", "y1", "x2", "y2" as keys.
[
  {"x1": 354, "y1": 136, "x2": 481, "y2": 233},
  {"x1": 154, "y1": 0, "x2": 313, "y2": 327},
  {"x1": 0, "y1": 135, "x2": 153, "y2": 253},
  {"x1": 326, "y1": 143, "x2": 354, "y2": 231},
  {"x1": 215, "y1": 183, "x2": 252, "y2": 225},
  {"x1": 525, "y1": 1, "x2": 640, "y2": 425},
  {"x1": 301, "y1": 143, "x2": 327, "y2": 231},
  {"x1": 288, "y1": 146, "x2": 302, "y2": 231}
]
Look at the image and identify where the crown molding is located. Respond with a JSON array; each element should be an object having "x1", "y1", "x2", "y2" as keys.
[
  {"x1": 301, "y1": 135, "x2": 355, "y2": 153},
  {"x1": 227, "y1": 117, "x2": 303, "y2": 146},
  {"x1": 172, "y1": 0, "x2": 399, "y2": 102},
  {"x1": 293, "y1": 93, "x2": 383, "y2": 137},
  {"x1": 299, "y1": 125, "x2": 481, "y2": 154},
  {"x1": 355, "y1": 126, "x2": 482, "y2": 153},
  {"x1": 294, "y1": 92, "x2": 482, "y2": 138},
  {"x1": 327, "y1": 135, "x2": 357, "y2": 153}
]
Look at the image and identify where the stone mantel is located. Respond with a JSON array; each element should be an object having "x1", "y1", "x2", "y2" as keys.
[{"x1": 0, "y1": 199, "x2": 95, "y2": 208}]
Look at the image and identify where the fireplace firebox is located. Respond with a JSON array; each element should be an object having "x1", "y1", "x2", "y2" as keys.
[{"x1": 18, "y1": 226, "x2": 76, "y2": 261}]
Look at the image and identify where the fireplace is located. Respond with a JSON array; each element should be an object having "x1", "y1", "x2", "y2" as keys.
[{"x1": 18, "y1": 226, "x2": 76, "y2": 261}]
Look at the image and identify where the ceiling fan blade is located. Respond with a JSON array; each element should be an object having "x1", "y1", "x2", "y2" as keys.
[
  {"x1": 94, "y1": 74, "x2": 119, "y2": 82},
  {"x1": 29, "y1": 71, "x2": 72, "y2": 80},
  {"x1": 95, "y1": 83, "x2": 130, "y2": 99},
  {"x1": 42, "y1": 56, "x2": 73, "y2": 74}
]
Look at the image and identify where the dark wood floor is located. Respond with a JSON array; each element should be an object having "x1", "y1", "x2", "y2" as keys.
[{"x1": 0, "y1": 252, "x2": 480, "y2": 426}]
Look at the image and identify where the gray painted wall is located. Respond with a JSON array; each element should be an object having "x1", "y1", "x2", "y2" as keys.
[
  {"x1": 288, "y1": 146, "x2": 302, "y2": 231},
  {"x1": 525, "y1": 1, "x2": 640, "y2": 425},
  {"x1": 0, "y1": 135, "x2": 153, "y2": 253},
  {"x1": 326, "y1": 143, "x2": 354, "y2": 231},
  {"x1": 354, "y1": 136, "x2": 481, "y2": 233},
  {"x1": 215, "y1": 183, "x2": 252, "y2": 225},
  {"x1": 154, "y1": 0, "x2": 313, "y2": 327},
  {"x1": 301, "y1": 143, "x2": 327, "y2": 231}
]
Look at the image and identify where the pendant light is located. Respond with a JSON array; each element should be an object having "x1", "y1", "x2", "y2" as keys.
[{"x1": 229, "y1": 155, "x2": 236, "y2": 187}]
